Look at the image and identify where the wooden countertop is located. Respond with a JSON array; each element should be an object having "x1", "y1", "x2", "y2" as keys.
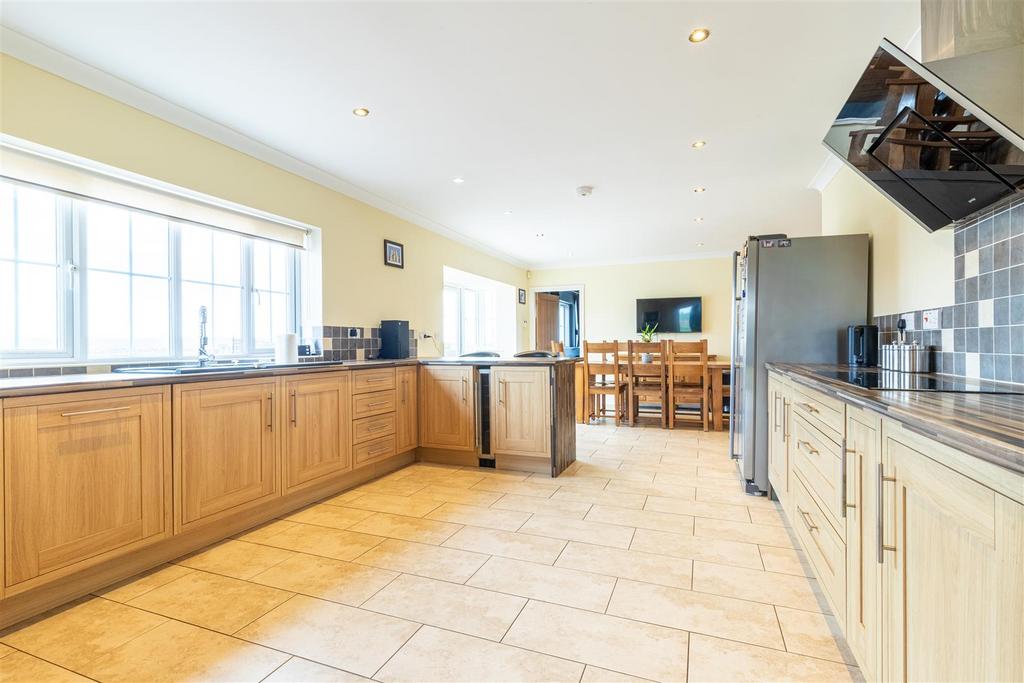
[{"x1": 766, "y1": 363, "x2": 1024, "y2": 476}]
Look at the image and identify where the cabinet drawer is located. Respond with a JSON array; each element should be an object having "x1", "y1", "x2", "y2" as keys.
[
  {"x1": 791, "y1": 384, "x2": 844, "y2": 444},
  {"x1": 354, "y1": 434, "x2": 397, "y2": 465},
  {"x1": 352, "y1": 368, "x2": 396, "y2": 394},
  {"x1": 353, "y1": 413, "x2": 396, "y2": 444},
  {"x1": 352, "y1": 390, "x2": 396, "y2": 418},
  {"x1": 792, "y1": 471, "x2": 846, "y2": 624},
  {"x1": 791, "y1": 413, "x2": 845, "y2": 542}
]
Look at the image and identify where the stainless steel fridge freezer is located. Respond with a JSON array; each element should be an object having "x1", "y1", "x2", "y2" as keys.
[{"x1": 729, "y1": 234, "x2": 869, "y2": 495}]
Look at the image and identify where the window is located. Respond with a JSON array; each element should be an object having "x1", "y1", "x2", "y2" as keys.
[
  {"x1": 559, "y1": 300, "x2": 571, "y2": 345},
  {"x1": 441, "y1": 266, "x2": 515, "y2": 357},
  {"x1": 0, "y1": 180, "x2": 304, "y2": 364}
]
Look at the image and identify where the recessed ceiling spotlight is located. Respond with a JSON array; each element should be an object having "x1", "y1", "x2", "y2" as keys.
[
  {"x1": 694, "y1": 217, "x2": 704, "y2": 223},
  {"x1": 691, "y1": 140, "x2": 707, "y2": 149},
  {"x1": 504, "y1": 209, "x2": 513, "y2": 215},
  {"x1": 696, "y1": 242, "x2": 705, "y2": 247},
  {"x1": 693, "y1": 186, "x2": 706, "y2": 193},
  {"x1": 452, "y1": 177, "x2": 465, "y2": 184},
  {"x1": 352, "y1": 107, "x2": 370, "y2": 117},
  {"x1": 688, "y1": 28, "x2": 711, "y2": 43},
  {"x1": 535, "y1": 233, "x2": 545, "y2": 238}
]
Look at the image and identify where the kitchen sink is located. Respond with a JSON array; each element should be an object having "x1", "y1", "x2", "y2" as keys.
[{"x1": 114, "y1": 360, "x2": 265, "y2": 374}]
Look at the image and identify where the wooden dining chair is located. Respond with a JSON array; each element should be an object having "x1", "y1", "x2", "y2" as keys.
[
  {"x1": 666, "y1": 339, "x2": 709, "y2": 431},
  {"x1": 582, "y1": 341, "x2": 630, "y2": 425},
  {"x1": 550, "y1": 340, "x2": 564, "y2": 355},
  {"x1": 626, "y1": 340, "x2": 669, "y2": 428}
]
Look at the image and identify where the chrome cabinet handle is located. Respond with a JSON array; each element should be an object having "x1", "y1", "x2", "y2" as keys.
[
  {"x1": 368, "y1": 424, "x2": 388, "y2": 432},
  {"x1": 797, "y1": 507, "x2": 818, "y2": 532},
  {"x1": 797, "y1": 440, "x2": 819, "y2": 456},
  {"x1": 782, "y1": 398, "x2": 789, "y2": 439},
  {"x1": 366, "y1": 377, "x2": 387, "y2": 383},
  {"x1": 267, "y1": 393, "x2": 274, "y2": 431},
  {"x1": 367, "y1": 401, "x2": 389, "y2": 408},
  {"x1": 799, "y1": 402, "x2": 819, "y2": 414},
  {"x1": 877, "y1": 463, "x2": 897, "y2": 563},
  {"x1": 843, "y1": 443, "x2": 855, "y2": 512},
  {"x1": 461, "y1": 376, "x2": 468, "y2": 402},
  {"x1": 60, "y1": 406, "x2": 130, "y2": 418},
  {"x1": 290, "y1": 391, "x2": 298, "y2": 426}
]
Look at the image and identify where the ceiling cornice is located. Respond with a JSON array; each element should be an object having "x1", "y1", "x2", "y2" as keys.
[{"x1": 0, "y1": 26, "x2": 533, "y2": 269}]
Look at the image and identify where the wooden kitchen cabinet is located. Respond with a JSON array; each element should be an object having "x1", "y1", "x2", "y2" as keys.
[
  {"x1": 881, "y1": 430, "x2": 1024, "y2": 683},
  {"x1": 3, "y1": 387, "x2": 171, "y2": 591},
  {"x1": 418, "y1": 365, "x2": 476, "y2": 451},
  {"x1": 395, "y1": 365, "x2": 418, "y2": 453},
  {"x1": 174, "y1": 378, "x2": 279, "y2": 531},
  {"x1": 491, "y1": 366, "x2": 551, "y2": 462},
  {"x1": 282, "y1": 372, "x2": 352, "y2": 494}
]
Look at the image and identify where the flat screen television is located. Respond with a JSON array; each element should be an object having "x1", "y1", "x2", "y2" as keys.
[{"x1": 636, "y1": 297, "x2": 702, "y2": 333}]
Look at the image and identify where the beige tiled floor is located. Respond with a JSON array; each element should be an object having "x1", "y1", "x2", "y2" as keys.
[{"x1": 0, "y1": 422, "x2": 860, "y2": 682}]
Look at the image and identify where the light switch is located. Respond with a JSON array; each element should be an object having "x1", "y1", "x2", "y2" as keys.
[{"x1": 922, "y1": 308, "x2": 940, "y2": 330}]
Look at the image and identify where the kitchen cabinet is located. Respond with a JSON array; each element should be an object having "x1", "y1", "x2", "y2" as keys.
[
  {"x1": 395, "y1": 365, "x2": 418, "y2": 453},
  {"x1": 419, "y1": 365, "x2": 476, "y2": 451},
  {"x1": 175, "y1": 378, "x2": 279, "y2": 531},
  {"x1": 767, "y1": 376, "x2": 789, "y2": 501},
  {"x1": 283, "y1": 372, "x2": 352, "y2": 494},
  {"x1": 3, "y1": 387, "x2": 170, "y2": 591},
  {"x1": 490, "y1": 366, "x2": 551, "y2": 461}
]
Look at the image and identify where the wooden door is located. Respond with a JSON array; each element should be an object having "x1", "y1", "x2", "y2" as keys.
[
  {"x1": 396, "y1": 365, "x2": 418, "y2": 453},
  {"x1": 882, "y1": 434, "x2": 1024, "y2": 682},
  {"x1": 491, "y1": 366, "x2": 551, "y2": 459},
  {"x1": 767, "y1": 377, "x2": 789, "y2": 500},
  {"x1": 176, "y1": 379, "x2": 279, "y2": 531},
  {"x1": 283, "y1": 373, "x2": 352, "y2": 494},
  {"x1": 4, "y1": 387, "x2": 170, "y2": 590},
  {"x1": 845, "y1": 409, "x2": 882, "y2": 681},
  {"x1": 535, "y1": 293, "x2": 560, "y2": 351},
  {"x1": 418, "y1": 365, "x2": 475, "y2": 451}
]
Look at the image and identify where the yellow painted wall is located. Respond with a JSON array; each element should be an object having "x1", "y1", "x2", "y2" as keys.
[
  {"x1": 821, "y1": 164, "x2": 954, "y2": 316},
  {"x1": 529, "y1": 257, "x2": 733, "y2": 357},
  {"x1": 0, "y1": 54, "x2": 528, "y2": 355}
]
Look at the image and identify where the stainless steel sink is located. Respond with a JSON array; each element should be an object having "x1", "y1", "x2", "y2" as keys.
[{"x1": 114, "y1": 360, "x2": 264, "y2": 375}]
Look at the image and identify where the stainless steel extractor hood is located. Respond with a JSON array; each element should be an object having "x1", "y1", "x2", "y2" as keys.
[{"x1": 824, "y1": 39, "x2": 1024, "y2": 232}]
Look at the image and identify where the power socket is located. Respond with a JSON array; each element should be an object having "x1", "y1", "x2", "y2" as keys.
[{"x1": 921, "y1": 308, "x2": 940, "y2": 330}]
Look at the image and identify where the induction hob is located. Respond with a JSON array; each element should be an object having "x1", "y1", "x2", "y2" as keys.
[{"x1": 814, "y1": 369, "x2": 1024, "y2": 394}]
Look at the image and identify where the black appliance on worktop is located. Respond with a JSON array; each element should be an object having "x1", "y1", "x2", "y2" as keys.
[
  {"x1": 847, "y1": 325, "x2": 878, "y2": 367},
  {"x1": 379, "y1": 320, "x2": 410, "y2": 359}
]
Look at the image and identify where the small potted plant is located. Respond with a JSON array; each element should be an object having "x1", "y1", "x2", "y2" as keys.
[{"x1": 639, "y1": 322, "x2": 658, "y2": 362}]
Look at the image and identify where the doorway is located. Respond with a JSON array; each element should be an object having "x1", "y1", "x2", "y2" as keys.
[{"x1": 532, "y1": 287, "x2": 582, "y2": 356}]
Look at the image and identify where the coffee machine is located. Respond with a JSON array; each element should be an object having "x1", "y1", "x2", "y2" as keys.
[{"x1": 847, "y1": 325, "x2": 879, "y2": 367}]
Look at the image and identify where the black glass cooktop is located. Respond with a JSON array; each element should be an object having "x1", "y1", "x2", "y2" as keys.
[{"x1": 814, "y1": 369, "x2": 1024, "y2": 394}]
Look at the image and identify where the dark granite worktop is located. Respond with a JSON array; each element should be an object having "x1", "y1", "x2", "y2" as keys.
[{"x1": 767, "y1": 363, "x2": 1024, "y2": 476}]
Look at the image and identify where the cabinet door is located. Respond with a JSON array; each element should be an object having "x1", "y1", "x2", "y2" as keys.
[
  {"x1": 491, "y1": 366, "x2": 551, "y2": 458},
  {"x1": 882, "y1": 435, "x2": 1024, "y2": 682},
  {"x1": 767, "y1": 378, "x2": 789, "y2": 499},
  {"x1": 844, "y1": 410, "x2": 881, "y2": 681},
  {"x1": 396, "y1": 366, "x2": 418, "y2": 453},
  {"x1": 4, "y1": 388, "x2": 170, "y2": 589},
  {"x1": 176, "y1": 380, "x2": 278, "y2": 530},
  {"x1": 418, "y1": 365, "x2": 475, "y2": 451},
  {"x1": 283, "y1": 373, "x2": 352, "y2": 493}
]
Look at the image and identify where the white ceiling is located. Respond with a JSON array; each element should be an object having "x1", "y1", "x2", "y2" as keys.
[{"x1": 1, "y1": 1, "x2": 919, "y2": 268}]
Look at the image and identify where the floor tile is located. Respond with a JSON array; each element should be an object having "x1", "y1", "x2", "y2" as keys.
[
  {"x1": 580, "y1": 665, "x2": 656, "y2": 682},
  {"x1": 0, "y1": 651, "x2": 92, "y2": 682},
  {"x1": 604, "y1": 480, "x2": 697, "y2": 499},
  {"x1": 233, "y1": 519, "x2": 301, "y2": 543},
  {"x1": 339, "y1": 492, "x2": 444, "y2": 517},
  {"x1": 253, "y1": 522, "x2": 385, "y2": 560},
  {"x1": 687, "y1": 633, "x2": 861, "y2": 682},
  {"x1": 416, "y1": 484, "x2": 504, "y2": 506},
  {"x1": 176, "y1": 539, "x2": 296, "y2": 579},
  {"x1": 376, "y1": 625, "x2": 584, "y2": 682},
  {"x1": 95, "y1": 563, "x2": 194, "y2": 602},
  {"x1": 776, "y1": 606, "x2": 858, "y2": 665},
  {"x1": 471, "y1": 479, "x2": 559, "y2": 498},
  {"x1": 759, "y1": 546, "x2": 815, "y2": 577},
  {"x1": 694, "y1": 517, "x2": 797, "y2": 548},
  {"x1": 236, "y1": 595, "x2": 419, "y2": 677},
  {"x1": 695, "y1": 487, "x2": 779, "y2": 507},
  {"x1": 127, "y1": 570, "x2": 293, "y2": 634},
  {"x1": 518, "y1": 515, "x2": 635, "y2": 548},
  {"x1": 585, "y1": 504, "x2": 694, "y2": 534},
  {"x1": 80, "y1": 618, "x2": 288, "y2": 682},
  {"x1": 503, "y1": 601, "x2": 689, "y2": 682},
  {"x1": 468, "y1": 556, "x2": 616, "y2": 612},
  {"x1": 249, "y1": 552, "x2": 399, "y2": 605},
  {"x1": 749, "y1": 505, "x2": 790, "y2": 527},
  {"x1": 539, "y1": 473, "x2": 610, "y2": 490},
  {"x1": 0, "y1": 597, "x2": 166, "y2": 671},
  {"x1": 264, "y1": 656, "x2": 373, "y2": 682},
  {"x1": 321, "y1": 489, "x2": 368, "y2": 507},
  {"x1": 692, "y1": 561, "x2": 829, "y2": 613},
  {"x1": 356, "y1": 479, "x2": 430, "y2": 496},
  {"x1": 442, "y1": 526, "x2": 567, "y2": 564},
  {"x1": 645, "y1": 496, "x2": 752, "y2": 522},
  {"x1": 363, "y1": 574, "x2": 526, "y2": 641},
  {"x1": 283, "y1": 503, "x2": 376, "y2": 530},
  {"x1": 0, "y1": 643, "x2": 12, "y2": 658},
  {"x1": 629, "y1": 528, "x2": 763, "y2": 569},
  {"x1": 355, "y1": 538, "x2": 489, "y2": 582},
  {"x1": 607, "y1": 579, "x2": 785, "y2": 649},
  {"x1": 350, "y1": 512, "x2": 462, "y2": 544},
  {"x1": 490, "y1": 493, "x2": 592, "y2": 519},
  {"x1": 572, "y1": 463, "x2": 655, "y2": 483},
  {"x1": 426, "y1": 502, "x2": 531, "y2": 531},
  {"x1": 554, "y1": 541, "x2": 692, "y2": 590}
]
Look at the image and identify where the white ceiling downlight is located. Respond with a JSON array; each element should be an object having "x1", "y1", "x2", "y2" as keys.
[
  {"x1": 352, "y1": 107, "x2": 369, "y2": 117},
  {"x1": 688, "y1": 27, "x2": 710, "y2": 43}
]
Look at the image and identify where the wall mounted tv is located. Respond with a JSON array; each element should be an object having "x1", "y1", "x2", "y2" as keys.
[{"x1": 636, "y1": 297, "x2": 702, "y2": 333}]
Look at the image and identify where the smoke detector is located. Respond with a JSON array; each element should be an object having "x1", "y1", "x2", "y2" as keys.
[{"x1": 576, "y1": 185, "x2": 594, "y2": 197}]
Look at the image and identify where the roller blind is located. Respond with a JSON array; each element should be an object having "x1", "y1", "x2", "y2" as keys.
[{"x1": 0, "y1": 143, "x2": 309, "y2": 249}]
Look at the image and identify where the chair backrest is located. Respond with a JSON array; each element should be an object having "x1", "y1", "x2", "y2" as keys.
[
  {"x1": 550, "y1": 340, "x2": 565, "y2": 355},
  {"x1": 667, "y1": 339, "x2": 709, "y2": 386},
  {"x1": 626, "y1": 340, "x2": 667, "y2": 384},
  {"x1": 583, "y1": 340, "x2": 621, "y2": 382}
]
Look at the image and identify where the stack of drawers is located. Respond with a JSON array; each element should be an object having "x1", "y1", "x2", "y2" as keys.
[
  {"x1": 788, "y1": 383, "x2": 847, "y2": 624},
  {"x1": 351, "y1": 368, "x2": 398, "y2": 465}
]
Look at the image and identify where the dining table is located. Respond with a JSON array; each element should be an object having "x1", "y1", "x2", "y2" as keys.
[{"x1": 572, "y1": 357, "x2": 732, "y2": 431}]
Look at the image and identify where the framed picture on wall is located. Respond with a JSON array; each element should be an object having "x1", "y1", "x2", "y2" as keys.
[
  {"x1": 518, "y1": 288, "x2": 527, "y2": 305},
  {"x1": 384, "y1": 240, "x2": 404, "y2": 268}
]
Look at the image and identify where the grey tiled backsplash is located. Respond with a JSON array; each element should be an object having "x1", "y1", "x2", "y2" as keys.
[{"x1": 874, "y1": 198, "x2": 1024, "y2": 383}]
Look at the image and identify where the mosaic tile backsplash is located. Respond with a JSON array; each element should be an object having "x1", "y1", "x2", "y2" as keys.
[{"x1": 874, "y1": 198, "x2": 1024, "y2": 383}]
